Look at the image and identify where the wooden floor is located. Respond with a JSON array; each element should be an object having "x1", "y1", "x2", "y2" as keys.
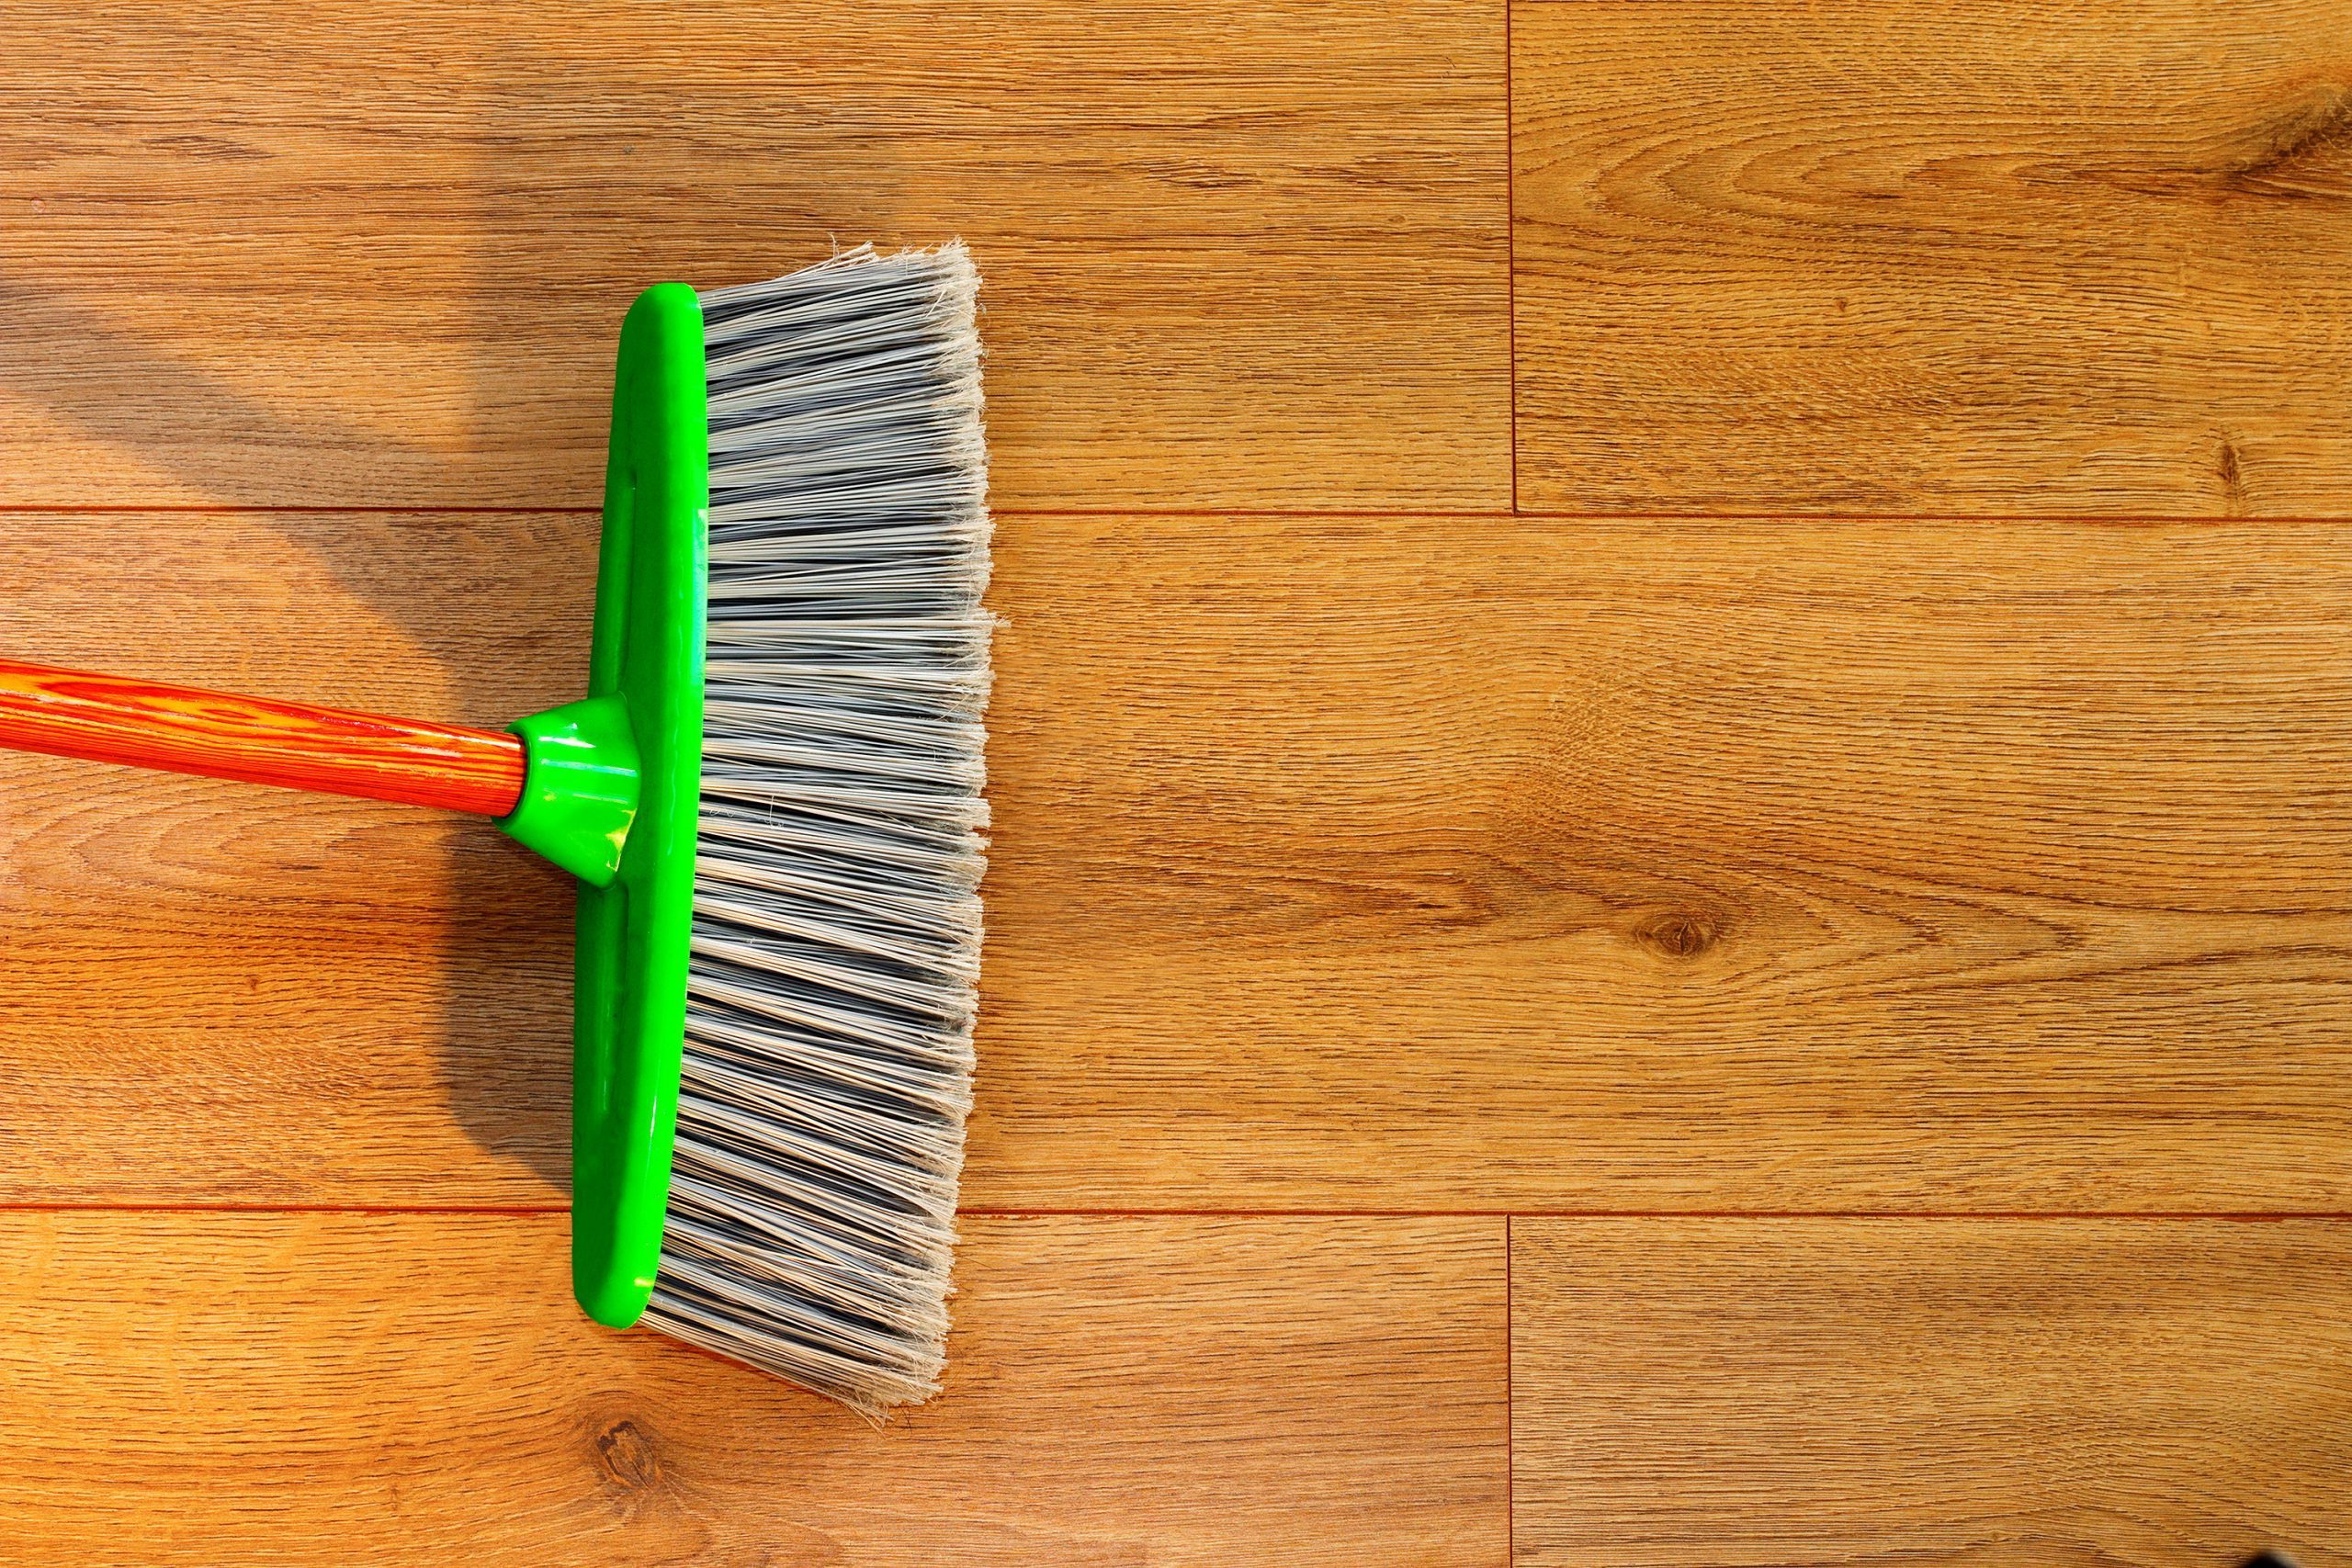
[{"x1": 0, "y1": 3, "x2": 2346, "y2": 1562}]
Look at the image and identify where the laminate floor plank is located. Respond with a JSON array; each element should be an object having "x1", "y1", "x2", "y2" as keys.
[
  {"x1": 1512, "y1": 0, "x2": 2352, "y2": 513},
  {"x1": 0, "y1": 1, "x2": 1509, "y2": 512},
  {"x1": 3, "y1": 512, "x2": 2345, "y2": 1213},
  {"x1": 1513, "y1": 1216, "x2": 2352, "y2": 1566},
  {"x1": 0, "y1": 1213, "x2": 1507, "y2": 1567}
]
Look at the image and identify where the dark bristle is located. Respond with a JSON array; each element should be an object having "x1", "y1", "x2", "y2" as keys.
[{"x1": 639, "y1": 244, "x2": 989, "y2": 1416}]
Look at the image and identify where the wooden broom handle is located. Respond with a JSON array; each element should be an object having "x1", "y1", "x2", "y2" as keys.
[{"x1": 0, "y1": 658, "x2": 527, "y2": 817}]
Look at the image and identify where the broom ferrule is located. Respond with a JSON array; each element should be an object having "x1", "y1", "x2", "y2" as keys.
[{"x1": 499, "y1": 694, "x2": 642, "y2": 887}]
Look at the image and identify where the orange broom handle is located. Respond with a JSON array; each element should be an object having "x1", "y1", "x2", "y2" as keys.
[{"x1": 0, "y1": 658, "x2": 527, "y2": 817}]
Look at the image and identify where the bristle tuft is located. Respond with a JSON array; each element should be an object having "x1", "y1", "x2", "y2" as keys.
[{"x1": 642, "y1": 243, "x2": 989, "y2": 1416}]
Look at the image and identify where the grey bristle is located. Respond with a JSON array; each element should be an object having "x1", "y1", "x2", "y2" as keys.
[{"x1": 639, "y1": 243, "x2": 989, "y2": 1416}]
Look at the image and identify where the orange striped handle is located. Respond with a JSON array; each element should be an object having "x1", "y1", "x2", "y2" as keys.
[{"x1": 0, "y1": 658, "x2": 526, "y2": 817}]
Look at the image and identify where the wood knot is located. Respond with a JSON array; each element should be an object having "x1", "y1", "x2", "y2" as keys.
[
  {"x1": 593, "y1": 1416, "x2": 664, "y2": 1494},
  {"x1": 1631, "y1": 908, "x2": 1722, "y2": 959},
  {"x1": 2223, "y1": 85, "x2": 2352, "y2": 192},
  {"x1": 2217, "y1": 434, "x2": 2247, "y2": 513}
]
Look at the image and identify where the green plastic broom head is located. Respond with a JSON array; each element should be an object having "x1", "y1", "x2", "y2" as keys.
[{"x1": 496, "y1": 282, "x2": 708, "y2": 1329}]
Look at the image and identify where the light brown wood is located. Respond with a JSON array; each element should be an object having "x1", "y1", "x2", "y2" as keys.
[
  {"x1": 1512, "y1": 0, "x2": 2352, "y2": 513},
  {"x1": 0, "y1": 1, "x2": 1507, "y2": 512},
  {"x1": 1511, "y1": 1217, "x2": 2352, "y2": 1566},
  {"x1": 2, "y1": 511, "x2": 2346, "y2": 1213},
  {"x1": 0, "y1": 1213, "x2": 1505, "y2": 1566}
]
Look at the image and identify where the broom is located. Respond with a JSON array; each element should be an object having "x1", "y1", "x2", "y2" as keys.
[{"x1": 0, "y1": 244, "x2": 991, "y2": 1416}]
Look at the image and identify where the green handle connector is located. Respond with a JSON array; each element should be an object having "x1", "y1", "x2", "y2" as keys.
[
  {"x1": 503, "y1": 696, "x2": 641, "y2": 886},
  {"x1": 495, "y1": 280, "x2": 708, "y2": 1330}
]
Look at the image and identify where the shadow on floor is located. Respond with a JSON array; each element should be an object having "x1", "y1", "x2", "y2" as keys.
[{"x1": 0, "y1": 274, "x2": 584, "y2": 1197}]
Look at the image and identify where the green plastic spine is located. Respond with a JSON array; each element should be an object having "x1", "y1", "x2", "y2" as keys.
[{"x1": 502, "y1": 281, "x2": 708, "y2": 1330}]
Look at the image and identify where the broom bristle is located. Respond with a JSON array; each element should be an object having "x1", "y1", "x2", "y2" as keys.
[{"x1": 639, "y1": 243, "x2": 989, "y2": 1415}]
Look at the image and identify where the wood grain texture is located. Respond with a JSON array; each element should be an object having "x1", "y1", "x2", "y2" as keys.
[
  {"x1": 3, "y1": 511, "x2": 2346, "y2": 1213},
  {"x1": 0, "y1": 1213, "x2": 1505, "y2": 1567},
  {"x1": 0, "y1": 0, "x2": 1507, "y2": 512},
  {"x1": 1511, "y1": 1217, "x2": 2352, "y2": 1566},
  {"x1": 1512, "y1": 0, "x2": 2352, "y2": 513},
  {"x1": 0, "y1": 657, "x2": 526, "y2": 816}
]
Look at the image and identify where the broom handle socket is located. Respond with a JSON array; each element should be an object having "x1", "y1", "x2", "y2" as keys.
[{"x1": 0, "y1": 657, "x2": 527, "y2": 817}]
